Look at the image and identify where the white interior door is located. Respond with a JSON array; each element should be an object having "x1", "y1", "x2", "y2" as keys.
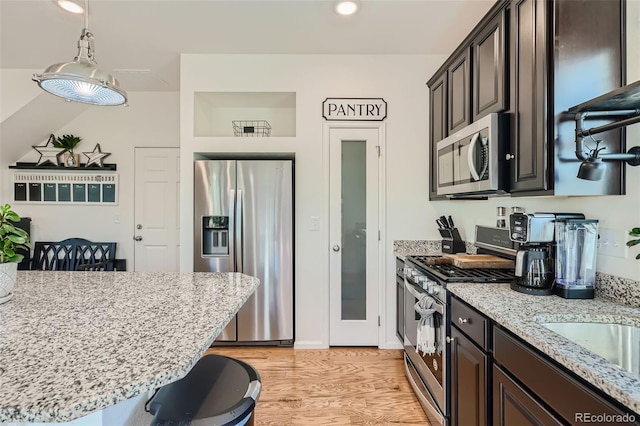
[
  {"x1": 134, "y1": 147, "x2": 180, "y2": 272},
  {"x1": 329, "y1": 127, "x2": 380, "y2": 346}
]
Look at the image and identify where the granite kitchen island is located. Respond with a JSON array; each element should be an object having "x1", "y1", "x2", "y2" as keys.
[{"x1": 0, "y1": 270, "x2": 260, "y2": 423}]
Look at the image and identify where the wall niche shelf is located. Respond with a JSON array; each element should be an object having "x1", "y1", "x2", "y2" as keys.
[
  {"x1": 9, "y1": 162, "x2": 117, "y2": 171},
  {"x1": 194, "y1": 91, "x2": 296, "y2": 137}
]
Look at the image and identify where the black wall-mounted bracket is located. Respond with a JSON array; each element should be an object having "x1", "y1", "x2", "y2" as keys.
[
  {"x1": 573, "y1": 110, "x2": 640, "y2": 165},
  {"x1": 568, "y1": 80, "x2": 640, "y2": 171}
]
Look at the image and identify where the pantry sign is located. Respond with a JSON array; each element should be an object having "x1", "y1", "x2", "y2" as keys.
[{"x1": 322, "y1": 98, "x2": 387, "y2": 121}]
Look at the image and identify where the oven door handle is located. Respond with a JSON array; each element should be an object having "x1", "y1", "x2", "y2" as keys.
[{"x1": 405, "y1": 281, "x2": 444, "y2": 316}]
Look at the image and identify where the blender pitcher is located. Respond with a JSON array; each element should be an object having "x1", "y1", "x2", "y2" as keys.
[{"x1": 554, "y1": 219, "x2": 598, "y2": 299}]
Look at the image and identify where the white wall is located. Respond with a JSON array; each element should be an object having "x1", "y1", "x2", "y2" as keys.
[
  {"x1": 179, "y1": 54, "x2": 446, "y2": 348},
  {"x1": 0, "y1": 90, "x2": 180, "y2": 264}
]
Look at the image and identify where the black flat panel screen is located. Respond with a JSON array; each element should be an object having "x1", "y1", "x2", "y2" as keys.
[
  {"x1": 28, "y1": 183, "x2": 41, "y2": 201},
  {"x1": 43, "y1": 183, "x2": 56, "y2": 201},
  {"x1": 73, "y1": 184, "x2": 85, "y2": 202},
  {"x1": 14, "y1": 183, "x2": 27, "y2": 201},
  {"x1": 102, "y1": 184, "x2": 115, "y2": 203},
  {"x1": 88, "y1": 184, "x2": 100, "y2": 202},
  {"x1": 58, "y1": 184, "x2": 71, "y2": 202}
]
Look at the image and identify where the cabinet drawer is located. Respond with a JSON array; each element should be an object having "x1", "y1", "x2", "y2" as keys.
[
  {"x1": 493, "y1": 326, "x2": 636, "y2": 423},
  {"x1": 450, "y1": 295, "x2": 489, "y2": 350}
]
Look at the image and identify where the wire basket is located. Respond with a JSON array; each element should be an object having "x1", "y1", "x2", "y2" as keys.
[{"x1": 232, "y1": 120, "x2": 271, "y2": 137}]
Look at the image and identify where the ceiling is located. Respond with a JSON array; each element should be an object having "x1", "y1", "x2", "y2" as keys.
[{"x1": 0, "y1": 0, "x2": 495, "y2": 91}]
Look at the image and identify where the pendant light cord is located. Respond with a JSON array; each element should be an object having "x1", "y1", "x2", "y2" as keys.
[{"x1": 84, "y1": 0, "x2": 89, "y2": 30}]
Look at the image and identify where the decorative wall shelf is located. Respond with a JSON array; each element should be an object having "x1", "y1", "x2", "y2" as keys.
[
  {"x1": 12, "y1": 171, "x2": 119, "y2": 205},
  {"x1": 568, "y1": 79, "x2": 640, "y2": 113},
  {"x1": 9, "y1": 162, "x2": 117, "y2": 171}
]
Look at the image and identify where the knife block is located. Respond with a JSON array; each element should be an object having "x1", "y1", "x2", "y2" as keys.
[{"x1": 439, "y1": 228, "x2": 466, "y2": 254}]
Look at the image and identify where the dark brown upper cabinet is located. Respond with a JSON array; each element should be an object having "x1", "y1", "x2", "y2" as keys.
[
  {"x1": 427, "y1": 2, "x2": 509, "y2": 201},
  {"x1": 427, "y1": 0, "x2": 624, "y2": 199},
  {"x1": 508, "y1": 0, "x2": 549, "y2": 193},
  {"x1": 507, "y1": 0, "x2": 624, "y2": 195},
  {"x1": 447, "y1": 49, "x2": 472, "y2": 135},
  {"x1": 428, "y1": 73, "x2": 447, "y2": 200},
  {"x1": 472, "y1": 8, "x2": 507, "y2": 122}
]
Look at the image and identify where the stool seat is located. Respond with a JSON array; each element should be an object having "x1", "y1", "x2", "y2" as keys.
[{"x1": 149, "y1": 354, "x2": 261, "y2": 426}]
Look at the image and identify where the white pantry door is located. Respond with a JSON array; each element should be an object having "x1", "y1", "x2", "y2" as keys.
[
  {"x1": 133, "y1": 147, "x2": 180, "y2": 272},
  {"x1": 329, "y1": 127, "x2": 381, "y2": 346}
]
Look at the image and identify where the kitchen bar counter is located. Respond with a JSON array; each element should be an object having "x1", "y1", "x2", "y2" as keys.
[
  {"x1": 448, "y1": 283, "x2": 640, "y2": 415},
  {"x1": 0, "y1": 271, "x2": 260, "y2": 423}
]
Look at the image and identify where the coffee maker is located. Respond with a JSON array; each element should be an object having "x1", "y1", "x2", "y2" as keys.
[{"x1": 508, "y1": 212, "x2": 585, "y2": 295}]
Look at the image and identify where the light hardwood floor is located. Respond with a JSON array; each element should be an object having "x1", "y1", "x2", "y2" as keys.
[{"x1": 206, "y1": 347, "x2": 431, "y2": 426}]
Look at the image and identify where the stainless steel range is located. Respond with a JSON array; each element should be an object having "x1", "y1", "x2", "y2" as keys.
[{"x1": 403, "y1": 226, "x2": 516, "y2": 426}]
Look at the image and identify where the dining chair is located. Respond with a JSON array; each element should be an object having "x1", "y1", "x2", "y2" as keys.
[
  {"x1": 76, "y1": 260, "x2": 114, "y2": 271},
  {"x1": 73, "y1": 239, "x2": 117, "y2": 271},
  {"x1": 31, "y1": 240, "x2": 76, "y2": 271}
]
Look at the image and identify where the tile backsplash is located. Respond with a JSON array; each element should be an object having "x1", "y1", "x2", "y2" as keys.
[{"x1": 595, "y1": 272, "x2": 640, "y2": 308}]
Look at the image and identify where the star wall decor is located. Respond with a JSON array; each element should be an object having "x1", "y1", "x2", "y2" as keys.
[
  {"x1": 82, "y1": 143, "x2": 111, "y2": 167},
  {"x1": 32, "y1": 134, "x2": 66, "y2": 166}
]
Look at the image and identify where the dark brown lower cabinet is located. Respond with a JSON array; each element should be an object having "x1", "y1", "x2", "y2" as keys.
[
  {"x1": 493, "y1": 326, "x2": 640, "y2": 426},
  {"x1": 450, "y1": 326, "x2": 489, "y2": 426},
  {"x1": 449, "y1": 296, "x2": 640, "y2": 426},
  {"x1": 493, "y1": 364, "x2": 562, "y2": 426}
]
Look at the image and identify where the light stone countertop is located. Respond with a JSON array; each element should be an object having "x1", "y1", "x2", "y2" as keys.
[
  {"x1": 447, "y1": 283, "x2": 640, "y2": 416},
  {"x1": 0, "y1": 271, "x2": 260, "y2": 423}
]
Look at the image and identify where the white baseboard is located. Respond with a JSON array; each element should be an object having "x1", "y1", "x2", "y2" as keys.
[
  {"x1": 380, "y1": 340, "x2": 403, "y2": 350},
  {"x1": 294, "y1": 340, "x2": 328, "y2": 349}
]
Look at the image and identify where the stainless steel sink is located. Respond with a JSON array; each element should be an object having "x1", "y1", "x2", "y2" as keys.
[{"x1": 540, "y1": 322, "x2": 640, "y2": 376}]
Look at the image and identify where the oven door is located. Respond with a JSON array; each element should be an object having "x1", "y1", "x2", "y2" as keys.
[{"x1": 404, "y1": 279, "x2": 447, "y2": 424}]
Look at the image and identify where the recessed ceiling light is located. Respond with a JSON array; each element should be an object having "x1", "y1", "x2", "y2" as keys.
[
  {"x1": 335, "y1": 0, "x2": 359, "y2": 16},
  {"x1": 56, "y1": 0, "x2": 84, "y2": 14}
]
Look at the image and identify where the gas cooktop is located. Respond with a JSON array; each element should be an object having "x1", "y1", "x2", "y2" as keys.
[{"x1": 407, "y1": 255, "x2": 514, "y2": 283}]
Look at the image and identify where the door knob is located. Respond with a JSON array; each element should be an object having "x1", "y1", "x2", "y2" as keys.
[
  {"x1": 332, "y1": 245, "x2": 340, "y2": 252},
  {"x1": 134, "y1": 235, "x2": 143, "y2": 241}
]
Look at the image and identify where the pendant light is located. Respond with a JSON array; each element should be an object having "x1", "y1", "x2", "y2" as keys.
[{"x1": 33, "y1": 0, "x2": 127, "y2": 106}]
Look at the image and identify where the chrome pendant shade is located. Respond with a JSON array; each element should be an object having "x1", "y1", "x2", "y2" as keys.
[{"x1": 33, "y1": 1, "x2": 127, "y2": 106}]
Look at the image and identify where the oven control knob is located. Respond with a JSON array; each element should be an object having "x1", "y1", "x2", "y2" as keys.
[
  {"x1": 414, "y1": 275, "x2": 426, "y2": 284},
  {"x1": 404, "y1": 268, "x2": 414, "y2": 277}
]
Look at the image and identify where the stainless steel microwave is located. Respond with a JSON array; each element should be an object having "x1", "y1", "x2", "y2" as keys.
[{"x1": 436, "y1": 113, "x2": 508, "y2": 197}]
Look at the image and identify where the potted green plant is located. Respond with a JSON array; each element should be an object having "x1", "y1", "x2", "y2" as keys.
[
  {"x1": 0, "y1": 204, "x2": 30, "y2": 304},
  {"x1": 53, "y1": 134, "x2": 82, "y2": 167},
  {"x1": 627, "y1": 227, "x2": 640, "y2": 260}
]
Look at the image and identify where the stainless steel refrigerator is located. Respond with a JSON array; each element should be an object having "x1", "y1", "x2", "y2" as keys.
[{"x1": 194, "y1": 159, "x2": 294, "y2": 345}]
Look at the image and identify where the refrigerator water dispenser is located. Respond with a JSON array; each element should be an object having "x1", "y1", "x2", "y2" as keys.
[{"x1": 202, "y1": 216, "x2": 229, "y2": 256}]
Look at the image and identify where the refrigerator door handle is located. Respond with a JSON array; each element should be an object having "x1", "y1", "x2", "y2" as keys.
[
  {"x1": 229, "y1": 188, "x2": 236, "y2": 271},
  {"x1": 236, "y1": 189, "x2": 243, "y2": 273}
]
